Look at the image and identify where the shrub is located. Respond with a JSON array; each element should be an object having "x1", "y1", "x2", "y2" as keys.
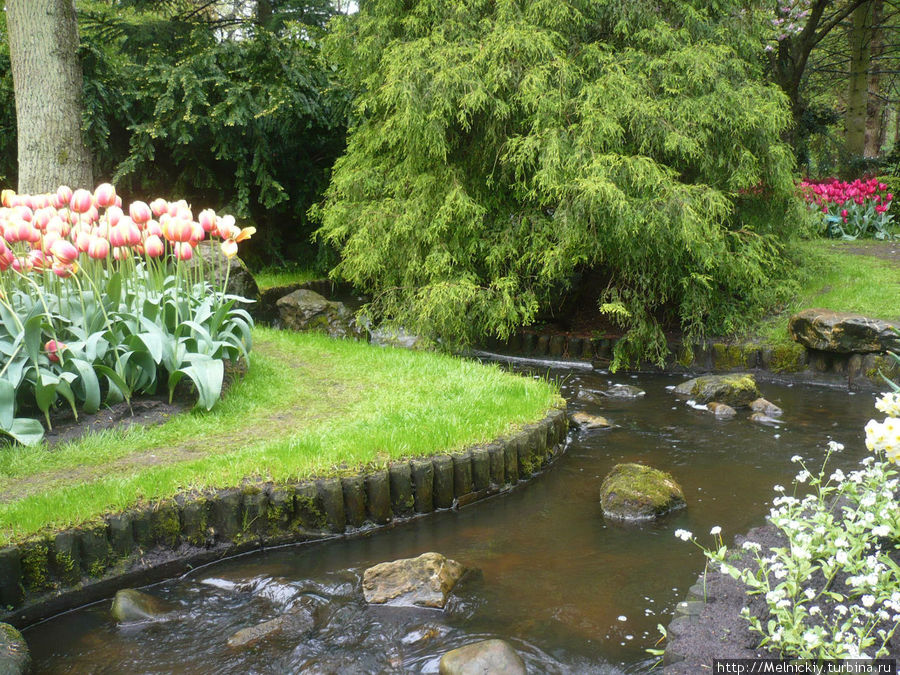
[{"x1": 0, "y1": 183, "x2": 254, "y2": 446}]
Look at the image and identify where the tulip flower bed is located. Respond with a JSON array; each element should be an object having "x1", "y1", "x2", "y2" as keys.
[
  {"x1": 799, "y1": 177, "x2": 896, "y2": 240},
  {"x1": 0, "y1": 183, "x2": 255, "y2": 446}
]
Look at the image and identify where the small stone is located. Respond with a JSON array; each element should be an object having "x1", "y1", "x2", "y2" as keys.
[
  {"x1": 599, "y1": 463, "x2": 686, "y2": 521},
  {"x1": 0, "y1": 623, "x2": 29, "y2": 675},
  {"x1": 439, "y1": 639, "x2": 526, "y2": 675},
  {"x1": 111, "y1": 589, "x2": 177, "y2": 623},
  {"x1": 706, "y1": 402, "x2": 736, "y2": 419},
  {"x1": 569, "y1": 412, "x2": 611, "y2": 430},
  {"x1": 750, "y1": 398, "x2": 782, "y2": 417},
  {"x1": 362, "y1": 552, "x2": 468, "y2": 609}
]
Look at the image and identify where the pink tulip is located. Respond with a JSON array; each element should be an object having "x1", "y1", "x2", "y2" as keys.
[
  {"x1": 105, "y1": 205, "x2": 123, "y2": 228},
  {"x1": 51, "y1": 239, "x2": 78, "y2": 265},
  {"x1": 143, "y1": 234, "x2": 165, "y2": 258},
  {"x1": 198, "y1": 209, "x2": 216, "y2": 232},
  {"x1": 87, "y1": 237, "x2": 110, "y2": 260},
  {"x1": 45, "y1": 340, "x2": 66, "y2": 362},
  {"x1": 75, "y1": 230, "x2": 91, "y2": 253},
  {"x1": 150, "y1": 198, "x2": 168, "y2": 218},
  {"x1": 52, "y1": 261, "x2": 76, "y2": 278},
  {"x1": 56, "y1": 186, "x2": 73, "y2": 208},
  {"x1": 129, "y1": 200, "x2": 152, "y2": 224},
  {"x1": 146, "y1": 220, "x2": 162, "y2": 237},
  {"x1": 70, "y1": 189, "x2": 93, "y2": 214},
  {"x1": 94, "y1": 183, "x2": 117, "y2": 208},
  {"x1": 174, "y1": 241, "x2": 193, "y2": 261}
]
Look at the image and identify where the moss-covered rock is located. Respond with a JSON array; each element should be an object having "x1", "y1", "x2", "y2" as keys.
[
  {"x1": 599, "y1": 463, "x2": 686, "y2": 521},
  {"x1": 569, "y1": 412, "x2": 610, "y2": 430},
  {"x1": 768, "y1": 342, "x2": 807, "y2": 372},
  {"x1": 0, "y1": 623, "x2": 29, "y2": 675},
  {"x1": 111, "y1": 589, "x2": 177, "y2": 623},
  {"x1": 789, "y1": 309, "x2": 899, "y2": 353},
  {"x1": 673, "y1": 374, "x2": 760, "y2": 407}
]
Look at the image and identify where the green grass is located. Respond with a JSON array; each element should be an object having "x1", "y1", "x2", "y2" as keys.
[
  {"x1": 254, "y1": 266, "x2": 322, "y2": 290},
  {"x1": 750, "y1": 239, "x2": 900, "y2": 346},
  {"x1": 0, "y1": 327, "x2": 561, "y2": 546}
]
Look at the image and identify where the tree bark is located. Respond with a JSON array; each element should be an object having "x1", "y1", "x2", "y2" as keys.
[
  {"x1": 864, "y1": 0, "x2": 885, "y2": 157},
  {"x1": 846, "y1": 1, "x2": 874, "y2": 157},
  {"x1": 6, "y1": 0, "x2": 93, "y2": 193}
]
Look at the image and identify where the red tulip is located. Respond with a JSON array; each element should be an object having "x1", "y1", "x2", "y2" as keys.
[{"x1": 45, "y1": 339, "x2": 66, "y2": 362}]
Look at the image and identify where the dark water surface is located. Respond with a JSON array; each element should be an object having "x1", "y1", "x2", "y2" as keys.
[{"x1": 25, "y1": 364, "x2": 880, "y2": 674}]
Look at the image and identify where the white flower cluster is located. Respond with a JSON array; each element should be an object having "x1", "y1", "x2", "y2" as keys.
[
  {"x1": 865, "y1": 405, "x2": 900, "y2": 463},
  {"x1": 687, "y1": 392, "x2": 900, "y2": 660}
]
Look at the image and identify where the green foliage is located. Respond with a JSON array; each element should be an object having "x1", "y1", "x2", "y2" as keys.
[
  {"x1": 316, "y1": 0, "x2": 805, "y2": 367},
  {"x1": 0, "y1": 1, "x2": 349, "y2": 267}
]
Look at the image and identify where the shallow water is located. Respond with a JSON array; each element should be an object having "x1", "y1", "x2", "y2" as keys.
[{"x1": 25, "y1": 366, "x2": 880, "y2": 674}]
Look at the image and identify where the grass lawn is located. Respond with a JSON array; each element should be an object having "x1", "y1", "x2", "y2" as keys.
[
  {"x1": 750, "y1": 239, "x2": 900, "y2": 346},
  {"x1": 254, "y1": 266, "x2": 322, "y2": 290},
  {"x1": 0, "y1": 327, "x2": 561, "y2": 546}
]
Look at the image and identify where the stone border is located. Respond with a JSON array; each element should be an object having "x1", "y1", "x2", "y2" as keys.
[
  {"x1": 661, "y1": 573, "x2": 708, "y2": 670},
  {"x1": 480, "y1": 331, "x2": 899, "y2": 390},
  {"x1": 0, "y1": 407, "x2": 567, "y2": 628}
]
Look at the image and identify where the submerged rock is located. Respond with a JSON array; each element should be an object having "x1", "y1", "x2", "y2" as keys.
[
  {"x1": 707, "y1": 402, "x2": 736, "y2": 419},
  {"x1": 750, "y1": 398, "x2": 783, "y2": 417},
  {"x1": 111, "y1": 589, "x2": 177, "y2": 623},
  {"x1": 599, "y1": 463, "x2": 686, "y2": 521},
  {"x1": 439, "y1": 639, "x2": 526, "y2": 675},
  {"x1": 227, "y1": 600, "x2": 317, "y2": 649},
  {"x1": 569, "y1": 412, "x2": 610, "y2": 430},
  {"x1": 368, "y1": 325, "x2": 425, "y2": 350},
  {"x1": 0, "y1": 623, "x2": 29, "y2": 675},
  {"x1": 362, "y1": 552, "x2": 468, "y2": 609},
  {"x1": 603, "y1": 384, "x2": 645, "y2": 399},
  {"x1": 674, "y1": 374, "x2": 760, "y2": 407},
  {"x1": 276, "y1": 289, "x2": 362, "y2": 339},
  {"x1": 576, "y1": 388, "x2": 603, "y2": 405},
  {"x1": 789, "y1": 309, "x2": 899, "y2": 353},
  {"x1": 750, "y1": 412, "x2": 781, "y2": 426}
]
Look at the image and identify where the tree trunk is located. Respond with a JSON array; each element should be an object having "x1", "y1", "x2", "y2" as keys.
[
  {"x1": 6, "y1": 0, "x2": 93, "y2": 193},
  {"x1": 864, "y1": 0, "x2": 884, "y2": 157},
  {"x1": 845, "y1": 1, "x2": 874, "y2": 158}
]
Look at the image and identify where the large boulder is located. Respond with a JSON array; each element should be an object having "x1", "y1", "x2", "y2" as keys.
[
  {"x1": 276, "y1": 289, "x2": 362, "y2": 339},
  {"x1": 111, "y1": 588, "x2": 177, "y2": 623},
  {"x1": 674, "y1": 374, "x2": 760, "y2": 407},
  {"x1": 600, "y1": 463, "x2": 686, "y2": 521},
  {"x1": 187, "y1": 240, "x2": 260, "y2": 301},
  {"x1": 439, "y1": 639, "x2": 526, "y2": 675},
  {"x1": 0, "y1": 623, "x2": 29, "y2": 675},
  {"x1": 789, "y1": 309, "x2": 900, "y2": 353},
  {"x1": 362, "y1": 552, "x2": 468, "y2": 609}
]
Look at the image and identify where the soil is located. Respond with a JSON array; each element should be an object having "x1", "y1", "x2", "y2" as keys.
[
  {"x1": 41, "y1": 395, "x2": 189, "y2": 447},
  {"x1": 819, "y1": 239, "x2": 900, "y2": 266},
  {"x1": 664, "y1": 525, "x2": 900, "y2": 672}
]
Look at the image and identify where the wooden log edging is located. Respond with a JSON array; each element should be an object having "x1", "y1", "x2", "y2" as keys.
[
  {"x1": 0, "y1": 407, "x2": 568, "y2": 628},
  {"x1": 480, "y1": 331, "x2": 900, "y2": 390}
]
